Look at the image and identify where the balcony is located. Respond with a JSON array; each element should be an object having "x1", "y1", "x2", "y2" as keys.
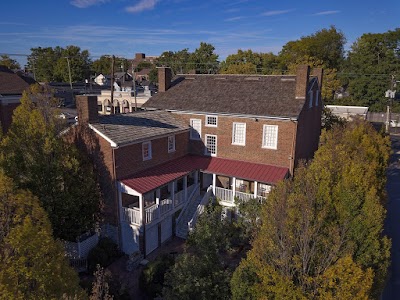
[{"x1": 214, "y1": 187, "x2": 266, "y2": 205}]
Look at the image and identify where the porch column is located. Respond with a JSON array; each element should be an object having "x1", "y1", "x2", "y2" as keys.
[
  {"x1": 139, "y1": 194, "x2": 144, "y2": 224},
  {"x1": 254, "y1": 181, "x2": 258, "y2": 198},
  {"x1": 212, "y1": 173, "x2": 216, "y2": 194},
  {"x1": 170, "y1": 181, "x2": 175, "y2": 209},
  {"x1": 156, "y1": 188, "x2": 160, "y2": 219},
  {"x1": 184, "y1": 176, "x2": 188, "y2": 202},
  {"x1": 232, "y1": 177, "x2": 236, "y2": 202}
]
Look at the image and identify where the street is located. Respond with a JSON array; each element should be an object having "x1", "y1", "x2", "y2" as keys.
[{"x1": 383, "y1": 134, "x2": 400, "y2": 299}]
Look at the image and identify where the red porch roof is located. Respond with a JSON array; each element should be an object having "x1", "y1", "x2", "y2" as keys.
[{"x1": 121, "y1": 155, "x2": 288, "y2": 194}]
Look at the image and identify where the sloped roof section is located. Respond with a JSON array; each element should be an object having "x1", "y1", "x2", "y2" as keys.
[
  {"x1": 143, "y1": 74, "x2": 306, "y2": 118},
  {"x1": 0, "y1": 66, "x2": 32, "y2": 95},
  {"x1": 121, "y1": 154, "x2": 289, "y2": 194},
  {"x1": 90, "y1": 110, "x2": 189, "y2": 146}
]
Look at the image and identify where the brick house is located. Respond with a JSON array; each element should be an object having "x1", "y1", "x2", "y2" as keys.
[
  {"x1": 0, "y1": 66, "x2": 35, "y2": 133},
  {"x1": 74, "y1": 65, "x2": 323, "y2": 256}
]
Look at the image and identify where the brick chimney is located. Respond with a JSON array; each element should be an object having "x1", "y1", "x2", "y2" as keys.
[
  {"x1": 295, "y1": 65, "x2": 310, "y2": 99},
  {"x1": 158, "y1": 67, "x2": 172, "y2": 92},
  {"x1": 76, "y1": 95, "x2": 98, "y2": 124},
  {"x1": 312, "y1": 68, "x2": 324, "y2": 90}
]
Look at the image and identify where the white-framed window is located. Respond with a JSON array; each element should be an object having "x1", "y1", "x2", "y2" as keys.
[
  {"x1": 205, "y1": 115, "x2": 218, "y2": 127},
  {"x1": 308, "y1": 90, "x2": 314, "y2": 108},
  {"x1": 142, "y1": 141, "x2": 152, "y2": 161},
  {"x1": 315, "y1": 90, "x2": 319, "y2": 106},
  {"x1": 168, "y1": 135, "x2": 175, "y2": 153},
  {"x1": 205, "y1": 134, "x2": 217, "y2": 156},
  {"x1": 257, "y1": 183, "x2": 272, "y2": 197},
  {"x1": 232, "y1": 122, "x2": 246, "y2": 146},
  {"x1": 262, "y1": 125, "x2": 278, "y2": 150},
  {"x1": 190, "y1": 119, "x2": 201, "y2": 140}
]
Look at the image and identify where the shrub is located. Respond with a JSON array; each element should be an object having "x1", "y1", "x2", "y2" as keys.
[{"x1": 87, "y1": 238, "x2": 121, "y2": 273}]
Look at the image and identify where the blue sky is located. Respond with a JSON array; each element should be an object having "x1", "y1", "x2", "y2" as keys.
[{"x1": 0, "y1": 0, "x2": 399, "y2": 66}]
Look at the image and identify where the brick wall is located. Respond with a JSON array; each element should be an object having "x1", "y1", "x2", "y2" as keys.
[
  {"x1": 114, "y1": 131, "x2": 190, "y2": 179},
  {"x1": 175, "y1": 113, "x2": 297, "y2": 170}
]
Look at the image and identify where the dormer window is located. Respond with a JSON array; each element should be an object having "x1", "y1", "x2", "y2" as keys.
[{"x1": 206, "y1": 115, "x2": 218, "y2": 127}]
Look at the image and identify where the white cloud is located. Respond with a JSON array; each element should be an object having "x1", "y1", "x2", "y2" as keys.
[
  {"x1": 224, "y1": 16, "x2": 245, "y2": 22},
  {"x1": 313, "y1": 10, "x2": 340, "y2": 16},
  {"x1": 125, "y1": 0, "x2": 159, "y2": 13},
  {"x1": 70, "y1": 0, "x2": 109, "y2": 8},
  {"x1": 261, "y1": 9, "x2": 292, "y2": 16}
]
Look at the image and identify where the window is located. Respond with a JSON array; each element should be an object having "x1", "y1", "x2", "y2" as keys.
[
  {"x1": 308, "y1": 90, "x2": 314, "y2": 108},
  {"x1": 168, "y1": 135, "x2": 175, "y2": 153},
  {"x1": 262, "y1": 125, "x2": 278, "y2": 149},
  {"x1": 206, "y1": 115, "x2": 218, "y2": 127},
  {"x1": 190, "y1": 119, "x2": 201, "y2": 140},
  {"x1": 142, "y1": 141, "x2": 152, "y2": 161},
  {"x1": 258, "y1": 183, "x2": 271, "y2": 197},
  {"x1": 205, "y1": 134, "x2": 217, "y2": 156},
  {"x1": 232, "y1": 122, "x2": 246, "y2": 145}
]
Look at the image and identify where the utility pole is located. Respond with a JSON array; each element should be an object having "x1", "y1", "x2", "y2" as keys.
[
  {"x1": 132, "y1": 60, "x2": 137, "y2": 111},
  {"x1": 111, "y1": 55, "x2": 115, "y2": 114},
  {"x1": 66, "y1": 57, "x2": 73, "y2": 90}
]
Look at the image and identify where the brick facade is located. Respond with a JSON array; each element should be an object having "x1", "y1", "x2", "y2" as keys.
[{"x1": 114, "y1": 131, "x2": 190, "y2": 179}]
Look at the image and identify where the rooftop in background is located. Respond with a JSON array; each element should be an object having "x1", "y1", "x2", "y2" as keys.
[
  {"x1": 326, "y1": 105, "x2": 369, "y2": 120},
  {"x1": 122, "y1": 154, "x2": 289, "y2": 194},
  {"x1": 90, "y1": 110, "x2": 189, "y2": 147},
  {"x1": 143, "y1": 74, "x2": 316, "y2": 119},
  {"x1": 0, "y1": 65, "x2": 34, "y2": 95}
]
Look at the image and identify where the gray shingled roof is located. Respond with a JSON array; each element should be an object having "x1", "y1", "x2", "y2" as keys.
[
  {"x1": 144, "y1": 74, "x2": 312, "y2": 118},
  {"x1": 91, "y1": 110, "x2": 189, "y2": 146},
  {"x1": 0, "y1": 66, "x2": 32, "y2": 95}
]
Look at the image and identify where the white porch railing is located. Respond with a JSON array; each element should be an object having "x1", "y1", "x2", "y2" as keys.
[
  {"x1": 174, "y1": 189, "x2": 184, "y2": 207},
  {"x1": 215, "y1": 187, "x2": 234, "y2": 204},
  {"x1": 160, "y1": 199, "x2": 173, "y2": 215},
  {"x1": 145, "y1": 204, "x2": 159, "y2": 224},
  {"x1": 215, "y1": 187, "x2": 267, "y2": 204},
  {"x1": 122, "y1": 207, "x2": 141, "y2": 225}
]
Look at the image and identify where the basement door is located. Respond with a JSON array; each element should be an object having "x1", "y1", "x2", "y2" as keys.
[{"x1": 161, "y1": 215, "x2": 173, "y2": 243}]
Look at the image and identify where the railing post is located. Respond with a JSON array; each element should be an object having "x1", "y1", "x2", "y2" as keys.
[
  {"x1": 156, "y1": 189, "x2": 160, "y2": 218},
  {"x1": 254, "y1": 181, "x2": 258, "y2": 198},
  {"x1": 212, "y1": 173, "x2": 216, "y2": 195},
  {"x1": 232, "y1": 177, "x2": 236, "y2": 203},
  {"x1": 139, "y1": 194, "x2": 144, "y2": 224}
]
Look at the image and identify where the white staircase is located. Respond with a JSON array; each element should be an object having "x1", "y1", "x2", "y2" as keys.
[{"x1": 176, "y1": 186, "x2": 213, "y2": 239}]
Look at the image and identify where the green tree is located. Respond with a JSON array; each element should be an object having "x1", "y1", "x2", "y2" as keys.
[
  {"x1": 163, "y1": 203, "x2": 232, "y2": 299},
  {"x1": 27, "y1": 47, "x2": 63, "y2": 82},
  {"x1": 92, "y1": 56, "x2": 129, "y2": 75},
  {"x1": 0, "y1": 54, "x2": 21, "y2": 70},
  {"x1": 343, "y1": 28, "x2": 400, "y2": 111},
  {"x1": 157, "y1": 48, "x2": 193, "y2": 74},
  {"x1": 0, "y1": 84, "x2": 101, "y2": 241},
  {"x1": 54, "y1": 45, "x2": 91, "y2": 82},
  {"x1": 192, "y1": 42, "x2": 219, "y2": 74},
  {"x1": 280, "y1": 26, "x2": 346, "y2": 70},
  {"x1": 232, "y1": 120, "x2": 390, "y2": 299},
  {"x1": 0, "y1": 173, "x2": 86, "y2": 299}
]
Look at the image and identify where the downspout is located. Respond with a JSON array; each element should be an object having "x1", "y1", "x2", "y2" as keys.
[
  {"x1": 290, "y1": 119, "x2": 298, "y2": 176},
  {"x1": 112, "y1": 146, "x2": 122, "y2": 249}
]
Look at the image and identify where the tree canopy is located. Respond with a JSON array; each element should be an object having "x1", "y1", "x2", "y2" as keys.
[
  {"x1": 0, "y1": 54, "x2": 21, "y2": 70},
  {"x1": 0, "y1": 172, "x2": 85, "y2": 299},
  {"x1": 231, "y1": 120, "x2": 391, "y2": 299},
  {"x1": 0, "y1": 84, "x2": 101, "y2": 241}
]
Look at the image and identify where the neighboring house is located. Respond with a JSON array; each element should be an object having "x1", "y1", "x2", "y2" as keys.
[
  {"x1": 326, "y1": 105, "x2": 369, "y2": 120},
  {"x1": 74, "y1": 65, "x2": 323, "y2": 256},
  {"x1": 0, "y1": 65, "x2": 35, "y2": 133},
  {"x1": 94, "y1": 74, "x2": 108, "y2": 86},
  {"x1": 131, "y1": 53, "x2": 158, "y2": 68},
  {"x1": 134, "y1": 68, "x2": 151, "y2": 82},
  {"x1": 96, "y1": 83, "x2": 153, "y2": 114}
]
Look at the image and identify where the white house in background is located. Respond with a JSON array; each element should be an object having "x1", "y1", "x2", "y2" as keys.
[
  {"x1": 326, "y1": 105, "x2": 369, "y2": 120},
  {"x1": 94, "y1": 74, "x2": 108, "y2": 86}
]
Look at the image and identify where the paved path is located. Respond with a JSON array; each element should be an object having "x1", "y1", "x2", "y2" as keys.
[{"x1": 383, "y1": 134, "x2": 400, "y2": 299}]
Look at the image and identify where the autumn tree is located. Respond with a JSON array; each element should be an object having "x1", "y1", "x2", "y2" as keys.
[
  {"x1": 0, "y1": 54, "x2": 21, "y2": 70},
  {"x1": 0, "y1": 84, "x2": 101, "y2": 241},
  {"x1": 0, "y1": 172, "x2": 86, "y2": 299},
  {"x1": 232, "y1": 120, "x2": 390, "y2": 299}
]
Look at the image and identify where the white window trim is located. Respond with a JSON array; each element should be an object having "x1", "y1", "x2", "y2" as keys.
[
  {"x1": 205, "y1": 134, "x2": 217, "y2": 157},
  {"x1": 168, "y1": 135, "x2": 176, "y2": 153},
  {"x1": 142, "y1": 141, "x2": 152, "y2": 161},
  {"x1": 262, "y1": 125, "x2": 278, "y2": 150},
  {"x1": 232, "y1": 122, "x2": 246, "y2": 146},
  {"x1": 205, "y1": 115, "x2": 218, "y2": 127},
  {"x1": 190, "y1": 118, "x2": 202, "y2": 140}
]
